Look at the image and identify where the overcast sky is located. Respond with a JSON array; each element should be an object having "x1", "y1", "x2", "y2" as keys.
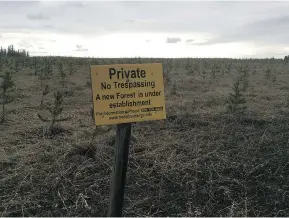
[{"x1": 1, "y1": 1, "x2": 289, "y2": 58}]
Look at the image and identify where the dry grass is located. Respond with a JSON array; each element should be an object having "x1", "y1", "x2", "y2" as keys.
[{"x1": 1, "y1": 57, "x2": 289, "y2": 216}]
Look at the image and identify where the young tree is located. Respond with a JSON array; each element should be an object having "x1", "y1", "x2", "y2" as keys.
[
  {"x1": 58, "y1": 62, "x2": 67, "y2": 88},
  {"x1": 37, "y1": 61, "x2": 52, "y2": 88},
  {"x1": 38, "y1": 91, "x2": 70, "y2": 133},
  {"x1": 40, "y1": 84, "x2": 49, "y2": 108},
  {"x1": 239, "y1": 69, "x2": 249, "y2": 92},
  {"x1": 42, "y1": 60, "x2": 53, "y2": 77},
  {"x1": 265, "y1": 67, "x2": 271, "y2": 80},
  {"x1": 0, "y1": 72, "x2": 14, "y2": 123},
  {"x1": 226, "y1": 80, "x2": 247, "y2": 116},
  {"x1": 0, "y1": 58, "x2": 3, "y2": 71},
  {"x1": 14, "y1": 60, "x2": 20, "y2": 73},
  {"x1": 67, "y1": 61, "x2": 76, "y2": 75},
  {"x1": 284, "y1": 55, "x2": 289, "y2": 64},
  {"x1": 31, "y1": 57, "x2": 38, "y2": 70}
]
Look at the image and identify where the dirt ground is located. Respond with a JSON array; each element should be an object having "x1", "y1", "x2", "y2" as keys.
[{"x1": 1, "y1": 57, "x2": 289, "y2": 216}]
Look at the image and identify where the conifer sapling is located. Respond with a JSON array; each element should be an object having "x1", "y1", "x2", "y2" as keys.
[
  {"x1": 226, "y1": 80, "x2": 247, "y2": 116},
  {"x1": 38, "y1": 91, "x2": 70, "y2": 133},
  {"x1": 0, "y1": 72, "x2": 14, "y2": 123},
  {"x1": 40, "y1": 84, "x2": 49, "y2": 107}
]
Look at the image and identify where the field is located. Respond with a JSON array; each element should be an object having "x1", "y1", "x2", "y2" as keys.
[{"x1": 1, "y1": 56, "x2": 289, "y2": 216}]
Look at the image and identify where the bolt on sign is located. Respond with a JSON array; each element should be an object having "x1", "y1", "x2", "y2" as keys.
[{"x1": 90, "y1": 63, "x2": 166, "y2": 125}]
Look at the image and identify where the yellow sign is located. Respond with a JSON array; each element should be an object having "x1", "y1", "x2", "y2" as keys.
[{"x1": 90, "y1": 63, "x2": 166, "y2": 125}]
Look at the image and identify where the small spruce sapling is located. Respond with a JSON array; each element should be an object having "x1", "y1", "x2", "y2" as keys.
[
  {"x1": 4, "y1": 58, "x2": 9, "y2": 67},
  {"x1": 38, "y1": 69, "x2": 46, "y2": 89},
  {"x1": 240, "y1": 69, "x2": 249, "y2": 92},
  {"x1": 40, "y1": 84, "x2": 49, "y2": 108},
  {"x1": 34, "y1": 64, "x2": 42, "y2": 76},
  {"x1": 265, "y1": 67, "x2": 277, "y2": 84},
  {"x1": 38, "y1": 62, "x2": 52, "y2": 88},
  {"x1": 38, "y1": 91, "x2": 70, "y2": 133},
  {"x1": 265, "y1": 67, "x2": 271, "y2": 81},
  {"x1": 0, "y1": 58, "x2": 3, "y2": 71},
  {"x1": 284, "y1": 55, "x2": 289, "y2": 65},
  {"x1": 211, "y1": 65, "x2": 216, "y2": 79},
  {"x1": 226, "y1": 80, "x2": 247, "y2": 116},
  {"x1": 7, "y1": 61, "x2": 15, "y2": 74},
  {"x1": 0, "y1": 72, "x2": 14, "y2": 123},
  {"x1": 67, "y1": 61, "x2": 76, "y2": 75},
  {"x1": 58, "y1": 62, "x2": 67, "y2": 88},
  {"x1": 43, "y1": 61, "x2": 53, "y2": 78},
  {"x1": 242, "y1": 77, "x2": 249, "y2": 92},
  {"x1": 31, "y1": 57, "x2": 37, "y2": 69},
  {"x1": 185, "y1": 62, "x2": 194, "y2": 75},
  {"x1": 14, "y1": 60, "x2": 20, "y2": 73}
]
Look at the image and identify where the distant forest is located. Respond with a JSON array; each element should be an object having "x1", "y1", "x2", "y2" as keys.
[
  {"x1": 0, "y1": 45, "x2": 29, "y2": 58},
  {"x1": 0, "y1": 44, "x2": 288, "y2": 63}
]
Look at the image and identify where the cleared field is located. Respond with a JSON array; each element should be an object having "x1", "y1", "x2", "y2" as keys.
[{"x1": 1, "y1": 56, "x2": 289, "y2": 216}]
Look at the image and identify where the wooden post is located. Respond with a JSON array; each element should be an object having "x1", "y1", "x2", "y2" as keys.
[{"x1": 108, "y1": 123, "x2": 132, "y2": 217}]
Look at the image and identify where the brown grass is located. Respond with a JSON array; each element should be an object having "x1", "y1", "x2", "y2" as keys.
[{"x1": 1, "y1": 57, "x2": 289, "y2": 216}]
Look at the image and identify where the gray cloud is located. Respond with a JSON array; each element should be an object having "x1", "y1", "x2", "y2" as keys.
[
  {"x1": 244, "y1": 15, "x2": 289, "y2": 44},
  {"x1": 27, "y1": 13, "x2": 49, "y2": 21},
  {"x1": 74, "y1": 45, "x2": 88, "y2": 52},
  {"x1": 0, "y1": 1, "x2": 38, "y2": 9},
  {"x1": 17, "y1": 41, "x2": 33, "y2": 49},
  {"x1": 1, "y1": 1, "x2": 289, "y2": 57},
  {"x1": 1, "y1": 1, "x2": 288, "y2": 38},
  {"x1": 186, "y1": 39, "x2": 194, "y2": 43},
  {"x1": 166, "y1": 37, "x2": 181, "y2": 44},
  {"x1": 65, "y1": 2, "x2": 84, "y2": 8},
  {"x1": 194, "y1": 15, "x2": 289, "y2": 46},
  {"x1": 42, "y1": 24, "x2": 54, "y2": 29}
]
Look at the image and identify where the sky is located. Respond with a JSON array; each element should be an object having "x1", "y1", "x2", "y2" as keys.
[{"x1": 1, "y1": 1, "x2": 289, "y2": 58}]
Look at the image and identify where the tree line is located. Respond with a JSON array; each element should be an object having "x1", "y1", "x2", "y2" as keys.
[{"x1": 0, "y1": 45, "x2": 29, "y2": 58}]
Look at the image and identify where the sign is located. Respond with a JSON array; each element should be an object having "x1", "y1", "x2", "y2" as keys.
[{"x1": 90, "y1": 63, "x2": 166, "y2": 125}]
